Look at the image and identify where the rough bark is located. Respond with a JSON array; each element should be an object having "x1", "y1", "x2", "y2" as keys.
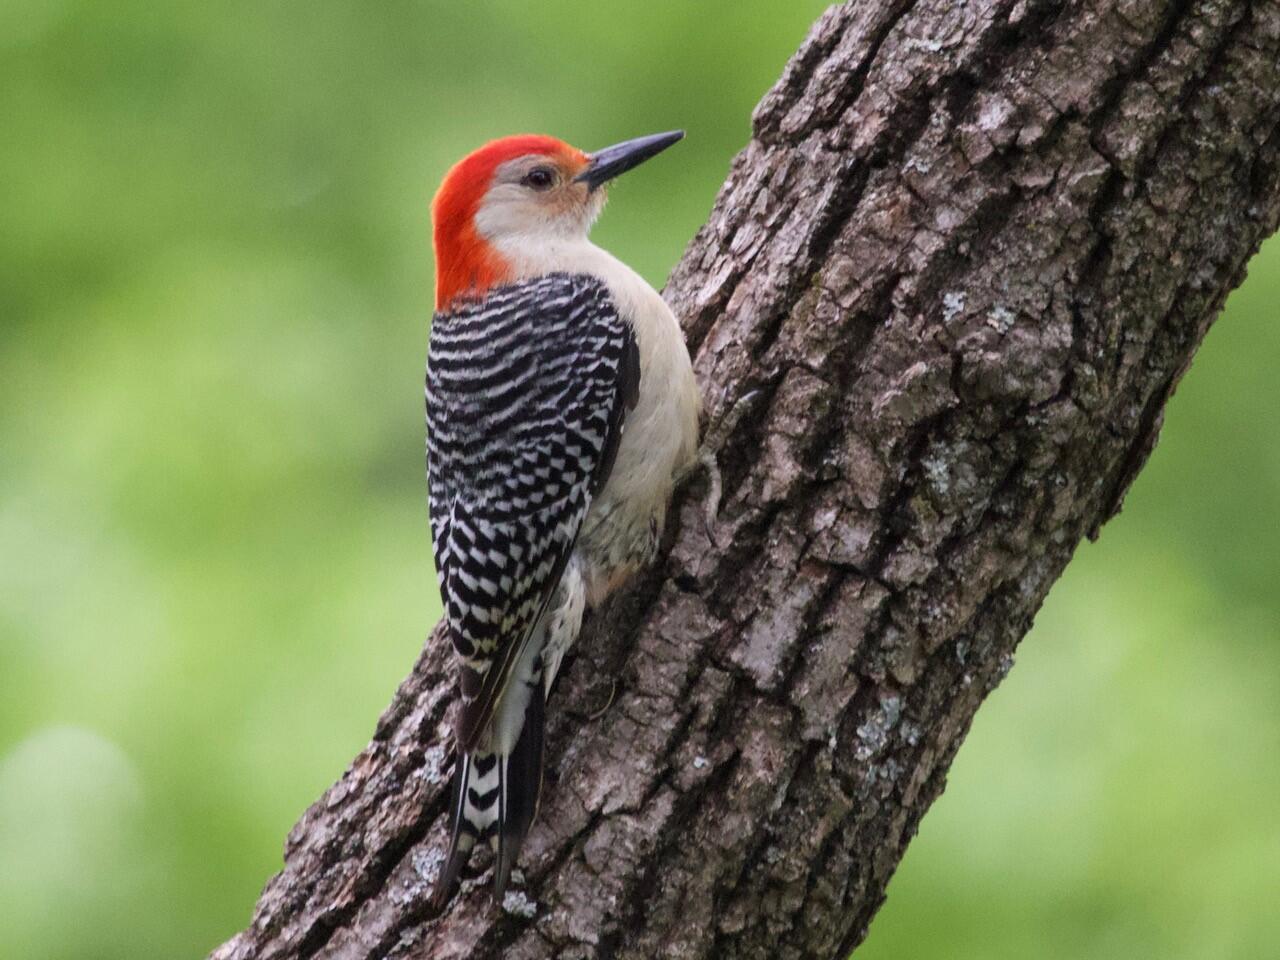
[{"x1": 213, "y1": 2, "x2": 1280, "y2": 958}]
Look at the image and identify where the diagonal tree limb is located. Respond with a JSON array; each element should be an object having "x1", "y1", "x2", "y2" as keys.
[{"x1": 213, "y1": 1, "x2": 1280, "y2": 957}]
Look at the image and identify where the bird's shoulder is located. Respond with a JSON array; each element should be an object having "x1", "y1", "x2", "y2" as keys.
[
  {"x1": 427, "y1": 273, "x2": 634, "y2": 411},
  {"x1": 431, "y1": 272, "x2": 623, "y2": 335},
  {"x1": 426, "y1": 272, "x2": 638, "y2": 493}
]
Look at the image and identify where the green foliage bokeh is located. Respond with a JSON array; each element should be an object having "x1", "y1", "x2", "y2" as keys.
[{"x1": 1, "y1": 4, "x2": 1276, "y2": 958}]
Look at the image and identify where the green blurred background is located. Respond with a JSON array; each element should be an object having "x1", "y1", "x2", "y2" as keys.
[{"x1": 1, "y1": 2, "x2": 1276, "y2": 958}]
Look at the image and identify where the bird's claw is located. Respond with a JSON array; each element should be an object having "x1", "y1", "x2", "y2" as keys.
[
  {"x1": 696, "y1": 447, "x2": 726, "y2": 549},
  {"x1": 586, "y1": 679, "x2": 618, "y2": 721}
]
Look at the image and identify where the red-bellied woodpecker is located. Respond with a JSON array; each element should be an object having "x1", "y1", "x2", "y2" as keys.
[{"x1": 425, "y1": 131, "x2": 701, "y2": 903}]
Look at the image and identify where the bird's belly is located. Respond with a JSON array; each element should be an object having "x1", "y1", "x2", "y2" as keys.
[
  {"x1": 512, "y1": 240, "x2": 701, "y2": 607},
  {"x1": 576, "y1": 499, "x2": 659, "y2": 607},
  {"x1": 576, "y1": 347, "x2": 699, "y2": 607}
]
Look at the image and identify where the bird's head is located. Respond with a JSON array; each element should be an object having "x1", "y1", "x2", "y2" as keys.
[{"x1": 431, "y1": 130, "x2": 683, "y2": 309}]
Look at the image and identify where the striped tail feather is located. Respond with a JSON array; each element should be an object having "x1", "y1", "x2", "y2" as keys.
[
  {"x1": 495, "y1": 675, "x2": 544, "y2": 898},
  {"x1": 434, "y1": 670, "x2": 547, "y2": 905},
  {"x1": 434, "y1": 749, "x2": 494, "y2": 905}
]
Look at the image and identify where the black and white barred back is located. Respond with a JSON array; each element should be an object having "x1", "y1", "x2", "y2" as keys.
[{"x1": 426, "y1": 273, "x2": 638, "y2": 901}]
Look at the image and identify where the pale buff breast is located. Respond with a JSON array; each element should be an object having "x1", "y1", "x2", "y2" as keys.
[{"x1": 495, "y1": 237, "x2": 701, "y2": 604}]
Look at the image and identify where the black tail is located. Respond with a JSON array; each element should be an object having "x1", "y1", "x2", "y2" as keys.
[
  {"x1": 494, "y1": 679, "x2": 544, "y2": 898},
  {"x1": 433, "y1": 750, "x2": 479, "y2": 907},
  {"x1": 433, "y1": 682, "x2": 546, "y2": 905}
]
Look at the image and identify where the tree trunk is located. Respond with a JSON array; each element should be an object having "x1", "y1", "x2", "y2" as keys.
[{"x1": 213, "y1": 2, "x2": 1280, "y2": 958}]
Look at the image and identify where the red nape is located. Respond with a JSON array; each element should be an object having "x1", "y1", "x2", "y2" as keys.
[{"x1": 431, "y1": 135, "x2": 585, "y2": 309}]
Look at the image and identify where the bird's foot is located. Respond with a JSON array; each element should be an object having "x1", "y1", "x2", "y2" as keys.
[{"x1": 680, "y1": 387, "x2": 764, "y2": 550}]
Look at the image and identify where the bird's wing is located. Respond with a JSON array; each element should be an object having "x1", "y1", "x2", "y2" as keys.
[{"x1": 426, "y1": 273, "x2": 639, "y2": 751}]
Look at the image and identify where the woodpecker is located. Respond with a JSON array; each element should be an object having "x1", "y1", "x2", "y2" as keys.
[{"x1": 425, "y1": 131, "x2": 701, "y2": 902}]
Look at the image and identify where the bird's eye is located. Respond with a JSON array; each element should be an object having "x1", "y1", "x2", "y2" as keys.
[{"x1": 523, "y1": 167, "x2": 556, "y2": 191}]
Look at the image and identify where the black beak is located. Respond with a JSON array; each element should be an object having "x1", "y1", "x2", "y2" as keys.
[{"x1": 575, "y1": 130, "x2": 685, "y2": 192}]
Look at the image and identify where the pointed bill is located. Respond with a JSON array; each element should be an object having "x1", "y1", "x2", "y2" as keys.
[{"x1": 575, "y1": 130, "x2": 685, "y2": 191}]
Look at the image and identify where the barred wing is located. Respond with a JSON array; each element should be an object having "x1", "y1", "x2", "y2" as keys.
[{"x1": 426, "y1": 273, "x2": 639, "y2": 750}]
